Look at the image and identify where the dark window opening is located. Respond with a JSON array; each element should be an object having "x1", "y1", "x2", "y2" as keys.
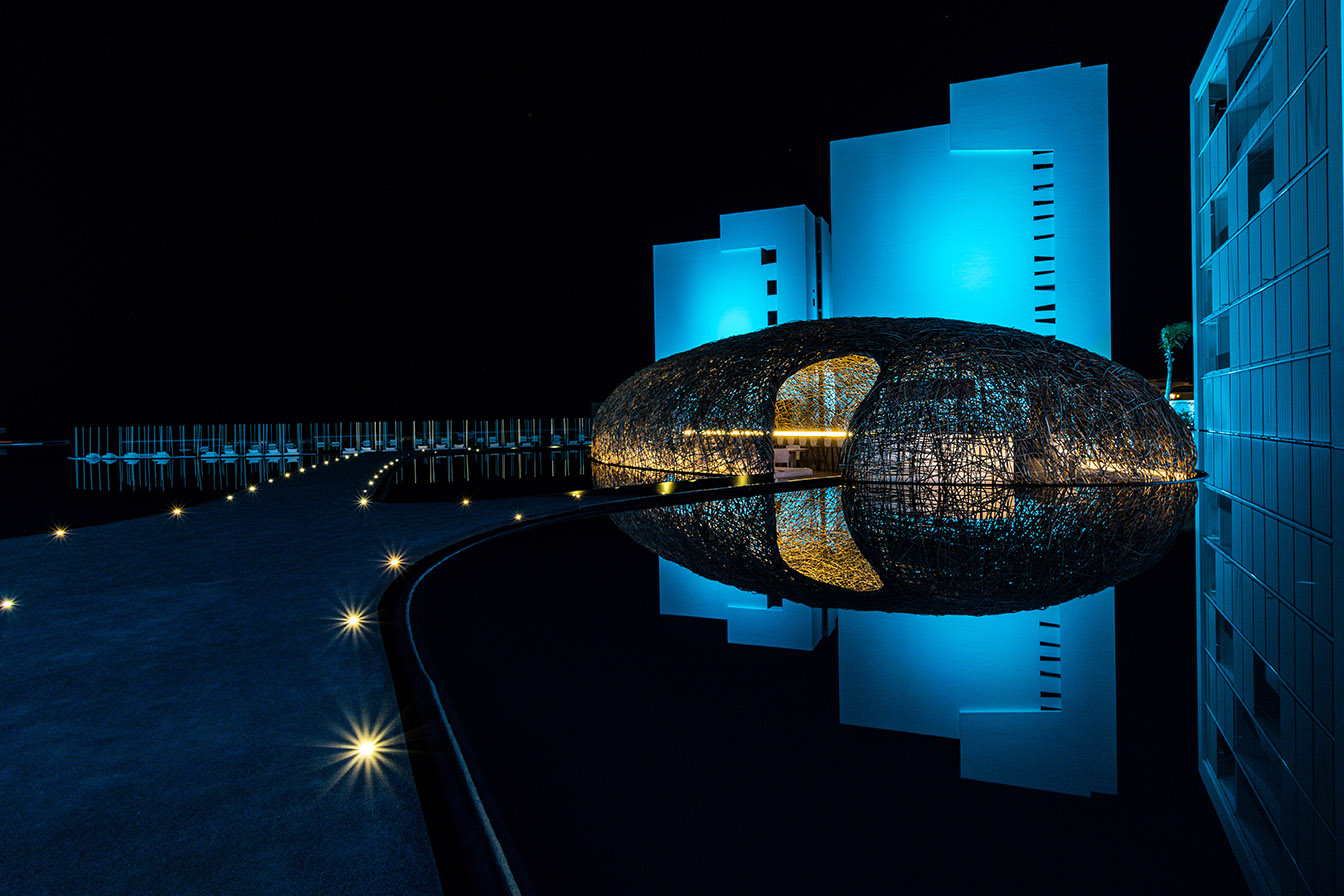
[
  {"x1": 1034, "y1": 303, "x2": 1056, "y2": 312},
  {"x1": 1035, "y1": 318, "x2": 1057, "y2": 324},
  {"x1": 1207, "y1": 78, "x2": 1228, "y2": 133},
  {"x1": 767, "y1": 310, "x2": 778, "y2": 326},
  {"x1": 1215, "y1": 610, "x2": 1235, "y2": 668},
  {"x1": 1247, "y1": 140, "x2": 1274, "y2": 217},
  {"x1": 761, "y1": 247, "x2": 776, "y2": 265},
  {"x1": 766, "y1": 280, "x2": 777, "y2": 296},
  {"x1": 1217, "y1": 493, "x2": 1232, "y2": 543},
  {"x1": 1252, "y1": 655, "x2": 1280, "y2": 742},
  {"x1": 1231, "y1": 21, "x2": 1272, "y2": 97},
  {"x1": 1209, "y1": 193, "x2": 1229, "y2": 255},
  {"x1": 1214, "y1": 726, "x2": 1235, "y2": 780}
]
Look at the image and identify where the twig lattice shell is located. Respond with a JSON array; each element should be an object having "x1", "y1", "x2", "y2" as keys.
[{"x1": 592, "y1": 317, "x2": 1196, "y2": 484}]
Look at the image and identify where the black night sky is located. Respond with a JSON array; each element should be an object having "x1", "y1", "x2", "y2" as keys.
[{"x1": 5, "y1": 4, "x2": 1230, "y2": 435}]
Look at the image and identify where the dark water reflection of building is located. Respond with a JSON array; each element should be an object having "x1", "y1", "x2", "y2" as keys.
[{"x1": 612, "y1": 481, "x2": 1194, "y2": 798}]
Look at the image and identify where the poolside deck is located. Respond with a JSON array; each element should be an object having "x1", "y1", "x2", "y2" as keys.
[{"x1": 0, "y1": 453, "x2": 619, "y2": 895}]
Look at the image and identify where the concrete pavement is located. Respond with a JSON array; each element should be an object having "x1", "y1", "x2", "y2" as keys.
[{"x1": 0, "y1": 452, "x2": 617, "y2": 895}]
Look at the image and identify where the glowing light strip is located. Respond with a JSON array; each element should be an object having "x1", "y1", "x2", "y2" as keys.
[{"x1": 680, "y1": 429, "x2": 851, "y2": 438}]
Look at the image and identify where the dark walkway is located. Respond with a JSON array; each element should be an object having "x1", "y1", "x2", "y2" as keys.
[{"x1": 0, "y1": 453, "x2": 619, "y2": 895}]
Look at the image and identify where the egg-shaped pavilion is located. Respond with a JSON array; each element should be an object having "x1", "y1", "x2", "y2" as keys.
[{"x1": 591, "y1": 317, "x2": 1196, "y2": 484}]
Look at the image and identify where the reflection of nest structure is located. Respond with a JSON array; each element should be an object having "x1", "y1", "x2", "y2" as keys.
[
  {"x1": 589, "y1": 463, "x2": 726, "y2": 490},
  {"x1": 592, "y1": 317, "x2": 1195, "y2": 484},
  {"x1": 611, "y1": 482, "x2": 1195, "y2": 614}
]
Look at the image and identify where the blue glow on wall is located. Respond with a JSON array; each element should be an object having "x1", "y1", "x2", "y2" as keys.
[
  {"x1": 658, "y1": 559, "x2": 833, "y2": 651},
  {"x1": 829, "y1": 63, "x2": 1111, "y2": 358},
  {"x1": 838, "y1": 589, "x2": 1118, "y2": 797},
  {"x1": 829, "y1": 127, "x2": 1034, "y2": 331},
  {"x1": 654, "y1": 205, "x2": 826, "y2": 360}
]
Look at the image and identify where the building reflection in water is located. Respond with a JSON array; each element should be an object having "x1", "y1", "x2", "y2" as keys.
[{"x1": 613, "y1": 481, "x2": 1193, "y2": 798}]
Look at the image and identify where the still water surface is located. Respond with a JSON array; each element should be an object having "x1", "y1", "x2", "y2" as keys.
[{"x1": 410, "y1": 484, "x2": 1248, "y2": 895}]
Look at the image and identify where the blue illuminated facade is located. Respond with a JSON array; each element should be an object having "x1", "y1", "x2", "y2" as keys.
[
  {"x1": 838, "y1": 592, "x2": 1117, "y2": 796},
  {"x1": 648, "y1": 64, "x2": 1119, "y2": 798},
  {"x1": 1192, "y1": 2, "x2": 1341, "y2": 893},
  {"x1": 653, "y1": 206, "x2": 830, "y2": 360},
  {"x1": 829, "y1": 62, "x2": 1111, "y2": 357}
]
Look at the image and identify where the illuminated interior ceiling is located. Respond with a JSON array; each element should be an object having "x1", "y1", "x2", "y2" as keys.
[
  {"x1": 611, "y1": 481, "x2": 1196, "y2": 614},
  {"x1": 773, "y1": 354, "x2": 880, "y2": 438},
  {"x1": 591, "y1": 317, "x2": 1196, "y2": 483}
]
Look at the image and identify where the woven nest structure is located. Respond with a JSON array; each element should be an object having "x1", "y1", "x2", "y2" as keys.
[
  {"x1": 611, "y1": 481, "x2": 1195, "y2": 614},
  {"x1": 592, "y1": 317, "x2": 1196, "y2": 484}
]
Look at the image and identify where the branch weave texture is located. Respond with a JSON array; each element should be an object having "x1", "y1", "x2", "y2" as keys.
[
  {"x1": 611, "y1": 481, "x2": 1195, "y2": 614},
  {"x1": 592, "y1": 317, "x2": 1196, "y2": 484}
]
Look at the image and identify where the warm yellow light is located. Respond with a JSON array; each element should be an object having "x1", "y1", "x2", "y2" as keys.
[
  {"x1": 284, "y1": 472, "x2": 291, "y2": 478},
  {"x1": 461, "y1": 498, "x2": 470, "y2": 506},
  {"x1": 248, "y1": 485, "x2": 258, "y2": 493},
  {"x1": 268, "y1": 478, "x2": 274, "y2": 483},
  {"x1": 328, "y1": 600, "x2": 376, "y2": 644},
  {"x1": 170, "y1": 506, "x2": 184, "y2": 517},
  {"x1": 320, "y1": 711, "x2": 403, "y2": 793},
  {"x1": 679, "y1": 427, "x2": 852, "y2": 438},
  {"x1": 0, "y1": 597, "x2": 15, "y2": 611},
  {"x1": 514, "y1": 513, "x2": 523, "y2": 521},
  {"x1": 368, "y1": 480, "x2": 375, "y2": 486},
  {"x1": 357, "y1": 496, "x2": 370, "y2": 507},
  {"x1": 51, "y1": 527, "x2": 68, "y2": 539},
  {"x1": 384, "y1": 552, "x2": 404, "y2": 571},
  {"x1": 226, "y1": 494, "x2": 234, "y2": 501},
  {"x1": 299, "y1": 467, "x2": 305, "y2": 472},
  {"x1": 1169, "y1": 392, "x2": 1178, "y2": 400}
]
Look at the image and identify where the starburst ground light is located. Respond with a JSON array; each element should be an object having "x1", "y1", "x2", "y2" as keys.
[{"x1": 317, "y1": 711, "x2": 404, "y2": 797}]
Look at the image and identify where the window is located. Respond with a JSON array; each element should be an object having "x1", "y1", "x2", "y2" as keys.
[
  {"x1": 767, "y1": 310, "x2": 778, "y2": 326},
  {"x1": 1252, "y1": 654, "x2": 1281, "y2": 744},
  {"x1": 760, "y1": 247, "x2": 776, "y2": 264},
  {"x1": 1247, "y1": 138, "x2": 1274, "y2": 217},
  {"x1": 1304, "y1": 63, "x2": 1325, "y2": 161},
  {"x1": 766, "y1": 279, "x2": 777, "y2": 296},
  {"x1": 1216, "y1": 609, "x2": 1235, "y2": 668},
  {"x1": 1207, "y1": 73, "x2": 1228, "y2": 136},
  {"x1": 1209, "y1": 192, "x2": 1230, "y2": 256},
  {"x1": 1214, "y1": 726, "x2": 1235, "y2": 781}
]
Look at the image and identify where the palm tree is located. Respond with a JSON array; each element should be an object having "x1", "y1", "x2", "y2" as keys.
[{"x1": 1160, "y1": 321, "x2": 1193, "y2": 402}]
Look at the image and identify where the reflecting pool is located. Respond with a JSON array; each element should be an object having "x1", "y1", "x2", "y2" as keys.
[{"x1": 406, "y1": 479, "x2": 1249, "y2": 894}]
